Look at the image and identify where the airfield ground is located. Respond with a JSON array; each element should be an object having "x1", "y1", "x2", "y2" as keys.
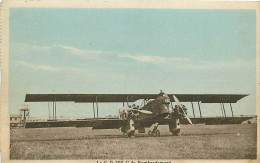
[{"x1": 10, "y1": 124, "x2": 256, "y2": 160}]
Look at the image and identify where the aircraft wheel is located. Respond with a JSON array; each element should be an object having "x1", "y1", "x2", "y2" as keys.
[
  {"x1": 148, "y1": 130, "x2": 152, "y2": 136},
  {"x1": 128, "y1": 131, "x2": 135, "y2": 138},
  {"x1": 132, "y1": 130, "x2": 135, "y2": 137},
  {"x1": 172, "y1": 132, "x2": 179, "y2": 136},
  {"x1": 172, "y1": 129, "x2": 180, "y2": 136},
  {"x1": 155, "y1": 130, "x2": 160, "y2": 137}
]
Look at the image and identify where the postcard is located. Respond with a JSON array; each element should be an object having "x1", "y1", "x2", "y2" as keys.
[{"x1": 0, "y1": 1, "x2": 259, "y2": 163}]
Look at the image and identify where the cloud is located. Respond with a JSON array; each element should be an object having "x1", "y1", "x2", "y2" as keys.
[
  {"x1": 172, "y1": 59, "x2": 255, "y2": 71},
  {"x1": 13, "y1": 43, "x2": 255, "y2": 72},
  {"x1": 53, "y1": 44, "x2": 111, "y2": 56},
  {"x1": 13, "y1": 43, "x2": 112, "y2": 57},
  {"x1": 12, "y1": 43, "x2": 52, "y2": 54},
  {"x1": 119, "y1": 54, "x2": 167, "y2": 63},
  {"x1": 17, "y1": 60, "x2": 59, "y2": 72},
  {"x1": 168, "y1": 57, "x2": 190, "y2": 63},
  {"x1": 17, "y1": 60, "x2": 91, "y2": 73},
  {"x1": 31, "y1": 45, "x2": 52, "y2": 51},
  {"x1": 118, "y1": 53, "x2": 191, "y2": 64},
  {"x1": 217, "y1": 59, "x2": 255, "y2": 69}
]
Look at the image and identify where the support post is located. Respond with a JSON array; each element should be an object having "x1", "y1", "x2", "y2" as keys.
[
  {"x1": 222, "y1": 103, "x2": 226, "y2": 117},
  {"x1": 198, "y1": 101, "x2": 202, "y2": 118},
  {"x1": 123, "y1": 102, "x2": 125, "y2": 107},
  {"x1": 230, "y1": 103, "x2": 234, "y2": 117},
  {"x1": 92, "y1": 102, "x2": 96, "y2": 119},
  {"x1": 191, "y1": 102, "x2": 195, "y2": 118},
  {"x1": 127, "y1": 96, "x2": 129, "y2": 107}
]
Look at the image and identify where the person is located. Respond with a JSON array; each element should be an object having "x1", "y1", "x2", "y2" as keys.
[
  {"x1": 152, "y1": 122, "x2": 159, "y2": 133},
  {"x1": 158, "y1": 90, "x2": 165, "y2": 97},
  {"x1": 181, "y1": 105, "x2": 187, "y2": 115},
  {"x1": 174, "y1": 105, "x2": 179, "y2": 113},
  {"x1": 132, "y1": 104, "x2": 138, "y2": 110},
  {"x1": 128, "y1": 111, "x2": 134, "y2": 119}
]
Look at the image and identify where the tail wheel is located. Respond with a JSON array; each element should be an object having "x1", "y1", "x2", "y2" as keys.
[{"x1": 155, "y1": 130, "x2": 160, "y2": 137}]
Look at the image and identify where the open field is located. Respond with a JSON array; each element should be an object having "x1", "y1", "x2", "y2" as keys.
[{"x1": 10, "y1": 124, "x2": 257, "y2": 160}]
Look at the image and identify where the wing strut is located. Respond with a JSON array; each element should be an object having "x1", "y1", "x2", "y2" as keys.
[
  {"x1": 55, "y1": 97, "x2": 57, "y2": 120},
  {"x1": 230, "y1": 103, "x2": 234, "y2": 117},
  {"x1": 197, "y1": 101, "x2": 202, "y2": 118},
  {"x1": 191, "y1": 102, "x2": 195, "y2": 118},
  {"x1": 48, "y1": 102, "x2": 50, "y2": 120},
  {"x1": 92, "y1": 102, "x2": 96, "y2": 119},
  {"x1": 50, "y1": 99, "x2": 57, "y2": 120},
  {"x1": 222, "y1": 103, "x2": 226, "y2": 117},
  {"x1": 52, "y1": 101, "x2": 54, "y2": 120},
  {"x1": 96, "y1": 96, "x2": 99, "y2": 119},
  {"x1": 220, "y1": 103, "x2": 224, "y2": 116},
  {"x1": 91, "y1": 97, "x2": 99, "y2": 119}
]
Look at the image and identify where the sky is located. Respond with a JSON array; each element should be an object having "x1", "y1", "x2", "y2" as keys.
[{"x1": 9, "y1": 9, "x2": 256, "y2": 118}]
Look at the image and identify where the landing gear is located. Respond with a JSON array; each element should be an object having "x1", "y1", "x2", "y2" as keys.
[
  {"x1": 155, "y1": 130, "x2": 160, "y2": 137},
  {"x1": 148, "y1": 129, "x2": 160, "y2": 137},
  {"x1": 171, "y1": 128, "x2": 180, "y2": 136},
  {"x1": 123, "y1": 119, "x2": 135, "y2": 138},
  {"x1": 169, "y1": 118, "x2": 181, "y2": 136},
  {"x1": 127, "y1": 130, "x2": 135, "y2": 138},
  {"x1": 148, "y1": 122, "x2": 160, "y2": 137},
  {"x1": 148, "y1": 130, "x2": 152, "y2": 136}
]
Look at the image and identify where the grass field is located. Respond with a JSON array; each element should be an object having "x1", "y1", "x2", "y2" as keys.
[{"x1": 10, "y1": 124, "x2": 257, "y2": 160}]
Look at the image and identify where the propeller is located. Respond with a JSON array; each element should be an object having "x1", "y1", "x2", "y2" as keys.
[
  {"x1": 173, "y1": 95, "x2": 192, "y2": 125},
  {"x1": 120, "y1": 107, "x2": 153, "y2": 114}
]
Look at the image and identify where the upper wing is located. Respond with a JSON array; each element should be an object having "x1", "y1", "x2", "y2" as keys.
[
  {"x1": 168, "y1": 94, "x2": 249, "y2": 103},
  {"x1": 25, "y1": 94, "x2": 157, "y2": 103},
  {"x1": 25, "y1": 94, "x2": 248, "y2": 103}
]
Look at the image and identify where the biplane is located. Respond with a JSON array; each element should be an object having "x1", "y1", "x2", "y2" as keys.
[{"x1": 24, "y1": 91, "x2": 254, "y2": 137}]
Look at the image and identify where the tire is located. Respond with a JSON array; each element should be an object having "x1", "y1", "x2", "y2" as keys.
[
  {"x1": 172, "y1": 129, "x2": 180, "y2": 136},
  {"x1": 131, "y1": 130, "x2": 135, "y2": 137},
  {"x1": 148, "y1": 130, "x2": 152, "y2": 136},
  {"x1": 127, "y1": 132, "x2": 132, "y2": 138},
  {"x1": 155, "y1": 130, "x2": 160, "y2": 137},
  {"x1": 128, "y1": 130, "x2": 135, "y2": 138}
]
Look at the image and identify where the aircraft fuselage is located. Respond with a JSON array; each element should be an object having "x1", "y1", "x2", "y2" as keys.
[{"x1": 139, "y1": 94, "x2": 171, "y2": 118}]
